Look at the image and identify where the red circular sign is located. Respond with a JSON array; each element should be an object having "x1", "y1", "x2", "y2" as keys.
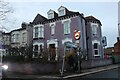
[{"x1": 74, "y1": 31, "x2": 80, "y2": 40}]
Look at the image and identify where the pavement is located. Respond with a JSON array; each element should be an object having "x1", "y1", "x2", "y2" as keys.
[{"x1": 2, "y1": 64, "x2": 120, "y2": 79}]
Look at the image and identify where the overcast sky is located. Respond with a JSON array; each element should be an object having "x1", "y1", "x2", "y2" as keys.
[{"x1": 2, "y1": 0, "x2": 118, "y2": 47}]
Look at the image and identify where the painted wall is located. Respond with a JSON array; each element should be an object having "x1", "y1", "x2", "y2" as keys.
[
  {"x1": 32, "y1": 15, "x2": 87, "y2": 60},
  {"x1": 86, "y1": 22, "x2": 104, "y2": 59}
]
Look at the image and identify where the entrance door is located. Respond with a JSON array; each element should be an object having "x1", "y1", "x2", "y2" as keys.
[{"x1": 49, "y1": 44, "x2": 56, "y2": 60}]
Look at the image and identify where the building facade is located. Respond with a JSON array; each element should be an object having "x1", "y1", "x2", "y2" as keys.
[
  {"x1": 32, "y1": 6, "x2": 104, "y2": 60},
  {"x1": 2, "y1": 6, "x2": 104, "y2": 60},
  {"x1": 85, "y1": 16, "x2": 104, "y2": 59},
  {"x1": 2, "y1": 22, "x2": 33, "y2": 56},
  {"x1": 2, "y1": 32, "x2": 11, "y2": 55},
  {"x1": 10, "y1": 22, "x2": 32, "y2": 48}
]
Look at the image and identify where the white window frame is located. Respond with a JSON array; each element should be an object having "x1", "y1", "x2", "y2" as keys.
[
  {"x1": 92, "y1": 40, "x2": 100, "y2": 57},
  {"x1": 33, "y1": 25, "x2": 44, "y2": 38},
  {"x1": 48, "y1": 13, "x2": 54, "y2": 19},
  {"x1": 93, "y1": 43, "x2": 99, "y2": 56},
  {"x1": 63, "y1": 21, "x2": 70, "y2": 34},
  {"x1": 22, "y1": 32, "x2": 26, "y2": 46},
  {"x1": 59, "y1": 9, "x2": 64, "y2": 16},
  {"x1": 39, "y1": 26, "x2": 44, "y2": 38},
  {"x1": 51, "y1": 24, "x2": 55, "y2": 35},
  {"x1": 91, "y1": 23, "x2": 98, "y2": 37},
  {"x1": 34, "y1": 27, "x2": 39, "y2": 38},
  {"x1": 58, "y1": 6, "x2": 66, "y2": 16}
]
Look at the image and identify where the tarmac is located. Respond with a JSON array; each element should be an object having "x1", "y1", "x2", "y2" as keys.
[{"x1": 1, "y1": 64, "x2": 120, "y2": 80}]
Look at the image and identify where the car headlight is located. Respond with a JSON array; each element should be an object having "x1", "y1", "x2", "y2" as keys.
[{"x1": 2, "y1": 65, "x2": 8, "y2": 70}]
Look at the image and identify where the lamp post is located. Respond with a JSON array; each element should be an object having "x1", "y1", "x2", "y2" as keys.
[{"x1": 61, "y1": 46, "x2": 66, "y2": 76}]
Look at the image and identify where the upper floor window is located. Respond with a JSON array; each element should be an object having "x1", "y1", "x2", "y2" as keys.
[
  {"x1": 59, "y1": 9, "x2": 64, "y2": 16},
  {"x1": 58, "y1": 6, "x2": 66, "y2": 16},
  {"x1": 47, "y1": 9, "x2": 55, "y2": 19},
  {"x1": 48, "y1": 13, "x2": 54, "y2": 19},
  {"x1": 22, "y1": 32, "x2": 26, "y2": 44},
  {"x1": 33, "y1": 25, "x2": 44, "y2": 38},
  {"x1": 16, "y1": 33, "x2": 19, "y2": 42},
  {"x1": 34, "y1": 27, "x2": 39, "y2": 38},
  {"x1": 51, "y1": 24, "x2": 55, "y2": 35},
  {"x1": 11, "y1": 33, "x2": 19, "y2": 43},
  {"x1": 39, "y1": 26, "x2": 44, "y2": 38},
  {"x1": 63, "y1": 21, "x2": 70, "y2": 34},
  {"x1": 11, "y1": 34, "x2": 15, "y2": 43},
  {"x1": 92, "y1": 25, "x2": 98, "y2": 37}
]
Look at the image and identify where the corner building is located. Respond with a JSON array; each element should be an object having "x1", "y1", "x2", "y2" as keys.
[{"x1": 32, "y1": 6, "x2": 104, "y2": 60}]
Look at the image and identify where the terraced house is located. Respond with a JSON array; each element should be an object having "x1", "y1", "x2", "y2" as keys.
[{"x1": 2, "y1": 22, "x2": 33, "y2": 56}]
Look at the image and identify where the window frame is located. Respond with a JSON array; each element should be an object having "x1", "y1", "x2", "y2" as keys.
[
  {"x1": 22, "y1": 32, "x2": 26, "y2": 46},
  {"x1": 63, "y1": 21, "x2": 70, "y2": 34},
  {"x1": 48, "y1": 13, "x2": 54, "y2": 19},
  {"x1": 51, "y1": 24, "x2": 55, "y2": 35},
  {"x1": 59, "y1": 9, "x2": 64, "y2": 16},
  {"x1": 93, "y1": 43, "x2": 99, "y2": 56},
  {"x1": 34, "y1": 27, "x2": 39, "y2": 38},
  {"x1": 33, "y1": 25, "x2": 44, "y2": 38},
  {"x1": 92, "y1": 24, "x2": 98, "y2": 37}
]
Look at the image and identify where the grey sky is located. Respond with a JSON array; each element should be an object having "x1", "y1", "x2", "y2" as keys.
[{"x1": 3, "y1": 1, "x2": 118, "y2": 47}]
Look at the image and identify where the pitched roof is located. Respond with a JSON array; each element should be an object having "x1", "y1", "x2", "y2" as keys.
[
  {"x1": 114, "y1": 40, "x2": 120, "y2": 46},
  {"x1": 2, "y1": 32, "x2": 10, "y2": 35},
  {"x1": 11, "y1": 27, "x2": 26, "y2": 33},
  {"x1": 32, "y1": 6, "x2": 85, "y2": 24},
  {"x1": 85, "y1": 16, "x2": 102, "y2": 26},
  {"x1": 32, "y1": 14, "x2": 48, "y2": 24}
]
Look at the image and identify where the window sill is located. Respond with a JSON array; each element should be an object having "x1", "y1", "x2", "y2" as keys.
[
  {"x1": 33, "y1": 37, "x2": 45, "y2": 40},
  {"x1": 64, "y1": 33, "x2": 70, "y2": 35},
  {"x1": 94, "y1": 55, "x2": 100, "y2": 57}
]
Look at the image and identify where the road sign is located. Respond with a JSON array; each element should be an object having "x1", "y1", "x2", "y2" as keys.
[
  {"x1": 74, "y1": 31, "x2": 80, "y2": 40},
  {"x1": 102, "y1": 36, "x2": 107, "y2": 47},
  {"x1": 64, "y1": 41, "x2": 78, "y2": 48}
]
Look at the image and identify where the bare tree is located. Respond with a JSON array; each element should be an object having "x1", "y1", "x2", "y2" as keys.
[{"x1": 0, "y1": 0, "x2": 13, "y2": 31}]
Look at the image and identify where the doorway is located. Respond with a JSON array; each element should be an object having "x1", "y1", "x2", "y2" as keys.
[{"x1": 49, "y1": 44, "x2": 56, "y2": 60}]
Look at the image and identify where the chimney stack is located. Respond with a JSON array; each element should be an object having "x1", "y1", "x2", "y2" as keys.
[{"x1": 117, "y1": 37, "x2": 120, "y2": 42}]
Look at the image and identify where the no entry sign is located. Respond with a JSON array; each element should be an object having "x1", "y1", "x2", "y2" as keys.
[{"x1": 74, "y1": 31, "x2": 80, "y2": 40}]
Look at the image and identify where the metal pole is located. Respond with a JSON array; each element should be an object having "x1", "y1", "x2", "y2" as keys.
[
  {"x1": 77, "y1": 47, "x2": 80, "y2": 73},
  {"x1": 61, "y1": 46, "x2": 66, "y2": 76}
]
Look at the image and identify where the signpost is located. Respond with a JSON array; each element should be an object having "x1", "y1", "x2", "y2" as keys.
[
  {"x1": 61, "y1": 30, "x2": 81, "y2": 76},
  {"x1": 74, "y1": 30, "x2": 81, "y2": 73}
]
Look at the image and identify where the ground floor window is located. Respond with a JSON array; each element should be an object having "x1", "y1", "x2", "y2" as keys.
[{"x1": 93, "y1": 43, "x2": 99, "y2": 56}]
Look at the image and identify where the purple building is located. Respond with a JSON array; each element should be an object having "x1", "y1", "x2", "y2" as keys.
[
  {"x1": 85, "y1": 16, "x2": 104, "y2": 59},
  {"x1": 32, "y1": 6, "x2": 104, "y2": 60}
]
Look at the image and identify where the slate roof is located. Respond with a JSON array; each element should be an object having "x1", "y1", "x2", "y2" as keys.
[
  {"x1": 85, "y1": 16, "x2": 102, "y2": 26},
  {"x1": 10, "y1": 27, "x2": 26, "y2": 33},
  {"x1": 32, "y1": 14, "x2": 48, "y2": 24},
  {"x1": 32, "y1": 6, "x2": 85, "y2": 24}
]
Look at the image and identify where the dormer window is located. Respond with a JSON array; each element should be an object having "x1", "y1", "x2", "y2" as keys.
[
  {"x1": 47, "y1": 9, "x2": 54, "y2": 19},
  {"x1": 59, "y1": 9, "x2": 64, "y2": 16},
  {"x1": 58, "y1": 6, "x2": 66, "y2": 16},
  {"x1": 48, "y1": 13, "x2": 54, "y2": 19}
]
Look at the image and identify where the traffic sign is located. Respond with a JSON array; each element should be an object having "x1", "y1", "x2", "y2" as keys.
[
  {"x1": 64, "y1": 41, "x2": 78, "y2": 48},
  {"x1": 74, "y1": 31, "x2": 80, "y2": 40}
]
